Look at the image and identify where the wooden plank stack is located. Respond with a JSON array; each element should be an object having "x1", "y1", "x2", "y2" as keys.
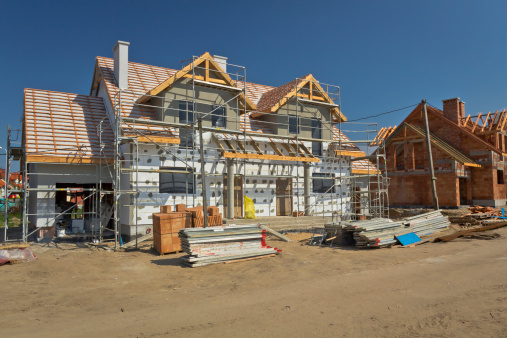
[{"x1": 179, "y1": 225, "x2": 281, "y2": 267}]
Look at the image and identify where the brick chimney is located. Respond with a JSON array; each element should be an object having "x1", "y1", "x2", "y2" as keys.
[
  {"x1": 113, "y1": 41, "x2": 130, "y2": 89},
  {"x1": 442, "y1": 97, "x2": 465, "y2": 126}
]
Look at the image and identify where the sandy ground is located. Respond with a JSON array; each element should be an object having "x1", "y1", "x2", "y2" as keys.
[{"x1": 1, "y1": 226, "x2": 507, "y2": 338}]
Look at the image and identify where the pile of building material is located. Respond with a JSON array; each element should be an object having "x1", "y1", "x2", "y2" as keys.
[
  {"x1": 342, "y1": 210, "x2": 450, "y2": 248},
  {"x1": 179, "y1": 225, "x2": 281, "y2": 267},
  {"x1": 153, "y1": 212, "x2": 192, "y2": 254},
  {"x1": 184, "y1": 205, "x2": 223, "y2": 227},
  {"x1": 449, "y1": 206, "x2": 505, "y2": 226}
]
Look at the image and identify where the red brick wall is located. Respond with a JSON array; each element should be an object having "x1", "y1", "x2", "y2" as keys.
[{"x1": 387, "y1": 172, "x2": 459, "y2": 207}]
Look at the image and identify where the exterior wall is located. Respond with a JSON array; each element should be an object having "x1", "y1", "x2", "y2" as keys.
[
  {"x1": 118, "y1": 138, "x2": 351, "y2": 238},
  {"x1": 385, "y1": 109, "x2": 507, "y2": 206},
  {"x1": 275, "y1": 101, "x2": 334, "y2": 140},
  {"x1": 156, "y1": 79, "x2": 240, "y2": 130},
  {"x1": 27, "y1": 163, "x2": 112, "y2": 228}
]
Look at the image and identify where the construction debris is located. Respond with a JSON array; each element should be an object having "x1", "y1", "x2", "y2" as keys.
[
  {"x1": 342, "y1": 210, "x2": 450, "y2": 248},
  {"x1": 260, "y1": 225, "x2": 294, "y2": 242},
  {"x1": 433, "y1": 221, "x2": 507, "y2": 242},
  {"x1": 0, "y1": 247, "x2": 37, "y2": 265},
  {"x1": 179, "y1": 225, "x2": 281, "y2": 267}
]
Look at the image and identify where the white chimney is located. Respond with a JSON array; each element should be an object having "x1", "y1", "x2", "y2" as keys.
[
  {"x1": 113, "y1": 41, "x2": 130, "y2": 89},
  {"x1": 213, "y1": 55, "x2": 227, "y2": 74}
]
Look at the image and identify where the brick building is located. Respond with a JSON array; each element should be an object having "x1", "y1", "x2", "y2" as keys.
[{"x1": 376, "y1": 98, "x2": 507, "y2": 207}]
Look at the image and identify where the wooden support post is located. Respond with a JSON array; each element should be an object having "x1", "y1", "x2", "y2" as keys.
[{"x1": 422, "y1": 99, "x2": 439, "y2": 210}]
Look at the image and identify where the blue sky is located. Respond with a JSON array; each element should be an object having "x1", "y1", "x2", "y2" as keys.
[{"x1": 1, "y1": 0, "x2": 506, "y2": 155}]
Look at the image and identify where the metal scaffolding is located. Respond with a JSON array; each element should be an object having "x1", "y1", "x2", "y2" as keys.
[{"x1": 4, "y1": 55, "x2": 389, "y2": 246}]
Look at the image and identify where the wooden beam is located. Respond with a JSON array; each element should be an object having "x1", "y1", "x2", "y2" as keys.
[
  {"x1": 249, "y1": 138, "x2": 264, "y2": 155},
  {"x1": 463, "y1": 114, "x2": 472, "y2": 128},
  {"x1": 222, "y1": 152, "x2": 319, "y2": 163},
  {"x1": 298, "y1": 143, "x2": 314, "y2": 157},
  {"x1": 351, "y1": 169, "x2": 381, "y2": 175},
  {"x1": 481, "y1": 112, "x2": 491, "y2": 132},
  {"x1": 26, "y1": 155, "x2": 113, "y2": 164},
  {"x1": 205, "y1": 60, "x2": 210, "y2": 82},
  {"x1": 335, "y1": 150, "x2": 366, "y2": 157},
  {"x1": 500, "y1": 110, "x2": 507, "y2": 132},
  {"x1": 183, "y1": 74, "x2": 227, "y2": 85},
  {"x1": 472, "y1": 113, "x2": 482, "y2": 133},
  {"x1": 289, "y1": 142, "x2": 306, "y2": 157},
  {"x1": 223, "y1": 139, "x2": 237, "y2": 153},
  {"x1": 236, "y1": 139, "x2": 247, "y2": 153},
  {"x1": 489, "y1": 110, "x2": 499, "y2": 131},
  {"x1": 270, "y1": 141, "x2": 283, "y2": 156},
  {"x1": 133, "y1": 136, "x2": 180, "y2": 144},
  {"x1": 281, "y1": 143, "x2": 296, "y2": 156}
]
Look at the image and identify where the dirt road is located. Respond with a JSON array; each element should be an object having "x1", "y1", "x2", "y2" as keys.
[{"x1": 1, "y1": 227, "x2": 506, "y2": 337}]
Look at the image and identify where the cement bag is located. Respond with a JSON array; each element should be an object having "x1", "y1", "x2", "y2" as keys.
[{"x1": 244, "y1": 195, "x2": 257, "y2": 219}]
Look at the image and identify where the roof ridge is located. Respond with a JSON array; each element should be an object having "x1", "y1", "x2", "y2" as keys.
[
  {"x1": 96, "y1": 55, "x2": 279, "y2": 90},
  {"x1": 25, "y1": 88, "x2": 104, "y2": 99}
]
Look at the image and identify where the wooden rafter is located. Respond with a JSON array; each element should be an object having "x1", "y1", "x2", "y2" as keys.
[
  {"x1": 472, "y1": 113, "x2": 482, "y2": 133},
  {"x1": 289, "y1": 142, "x2": 306, "y2": 157},
  {"x1": 236, "y1": 139, "x2": 247, "y2": 153},
  {"x1": 281, "y1": 143, "x2": 296, "y2": 156},
  {"x1": 481, "y1": 112, "x2": 491, "y2": 132},
  {"x1": 463, "y1": 114, "x2": 472, "y2": 128},
  {"x1": 265, "y1": 74, "x2": 346, "y2": 122},
  {"x1": 223, "y1": 139, "x2": 237, "y2": 153},
  {"x1": 249, "y1": 138, "x2": 264, "y2": 155},
  {"x1": 489, "y1": 110, "x2": 499, "y2": 131},
  {"x1": 298, "y1": 143, "x2": 315, "y2": 158},
  {"x1": 137, "y1": 52, "x2": 256, "y2": 111},
  {"x1": 499, "y1": 110, "x2": 507, "y2": 132},
  {"x1": 269, "y1": 140, "x2": 284, "y2": 156}
]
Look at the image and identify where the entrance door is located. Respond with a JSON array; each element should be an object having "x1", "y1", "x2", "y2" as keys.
[
  {"x1": 223, "y1": 175, "x2": 243, "y2": 218},
  {"x1": 458, "y1": 178, "x2": 468, "y2": 206},
  {"x1": 276, "y1": 178, "x2": 292, "y2": 216}
]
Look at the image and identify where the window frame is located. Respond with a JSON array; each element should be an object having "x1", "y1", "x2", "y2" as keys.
[
  {"x1": 159, "y1": 167, "x2": 195, "y2": 194},
  {"x1": 311, "y1": 118, "x2": 322, "y2": 156},
  {"x1": 211, "y1": 105, "x2": 226, "y2": 128},
  {"x1": 288, "y1": 115, "x2": 300, "y2": 135},
  {"x1": 312, "y1": 173, "x2": 335, "y2": 194},
  {"x1": 179, "y1": 101, "x2": 194, "y2": 148}
]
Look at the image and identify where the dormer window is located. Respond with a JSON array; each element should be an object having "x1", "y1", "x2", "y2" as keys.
[
  {"x1": 289, "y1": 115, "x2": 300, "y2": 134},
  {"x1": 211, "y1": 105, "x2": 226, "y2": 128},
  {"x1": 179, "y1": 101, "x2": 194, "y2": 148}
]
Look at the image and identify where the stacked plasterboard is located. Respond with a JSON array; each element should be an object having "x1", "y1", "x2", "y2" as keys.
[
  {"x1": 179, "y1": 225, "x2": 281, "y2": 267},
  {"x1": 342, "y1": 210, "x2": 450, "y2": 248}
]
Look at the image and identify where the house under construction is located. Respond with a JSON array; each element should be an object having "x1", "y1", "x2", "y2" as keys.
[
  {"x1": 374, "y1": 98, "x2": 507, "y2": 207},
  {"x1": 4, "y1": 41, "x2": 388, "y2": 244}
]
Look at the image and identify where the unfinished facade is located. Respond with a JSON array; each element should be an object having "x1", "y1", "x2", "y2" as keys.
[
  {"x1": 10, "y1": 41, "x2": 386, "y2": 243},
  {"x1": 375, "y1": 98, "x2": 507, "y2": 207}
]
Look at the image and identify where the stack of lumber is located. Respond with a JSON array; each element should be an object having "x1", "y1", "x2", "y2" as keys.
[
  {"x1": 179, "y1": 225, "x2": 281, "y2": 267},
  {"x1": 468, "y1": 205, "x2": 502, "y2": 217},
  {"x1": 342, "y1": 210, "x2": 450, "y2": 248},
  {"x1": 153, "y1": 212, "x2": 192, "y2": 254}
]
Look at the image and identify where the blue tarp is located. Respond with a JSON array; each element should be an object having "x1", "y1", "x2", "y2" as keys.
[{"x1": 395, "y1": 232, "x2": 421, "y2": 246}]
